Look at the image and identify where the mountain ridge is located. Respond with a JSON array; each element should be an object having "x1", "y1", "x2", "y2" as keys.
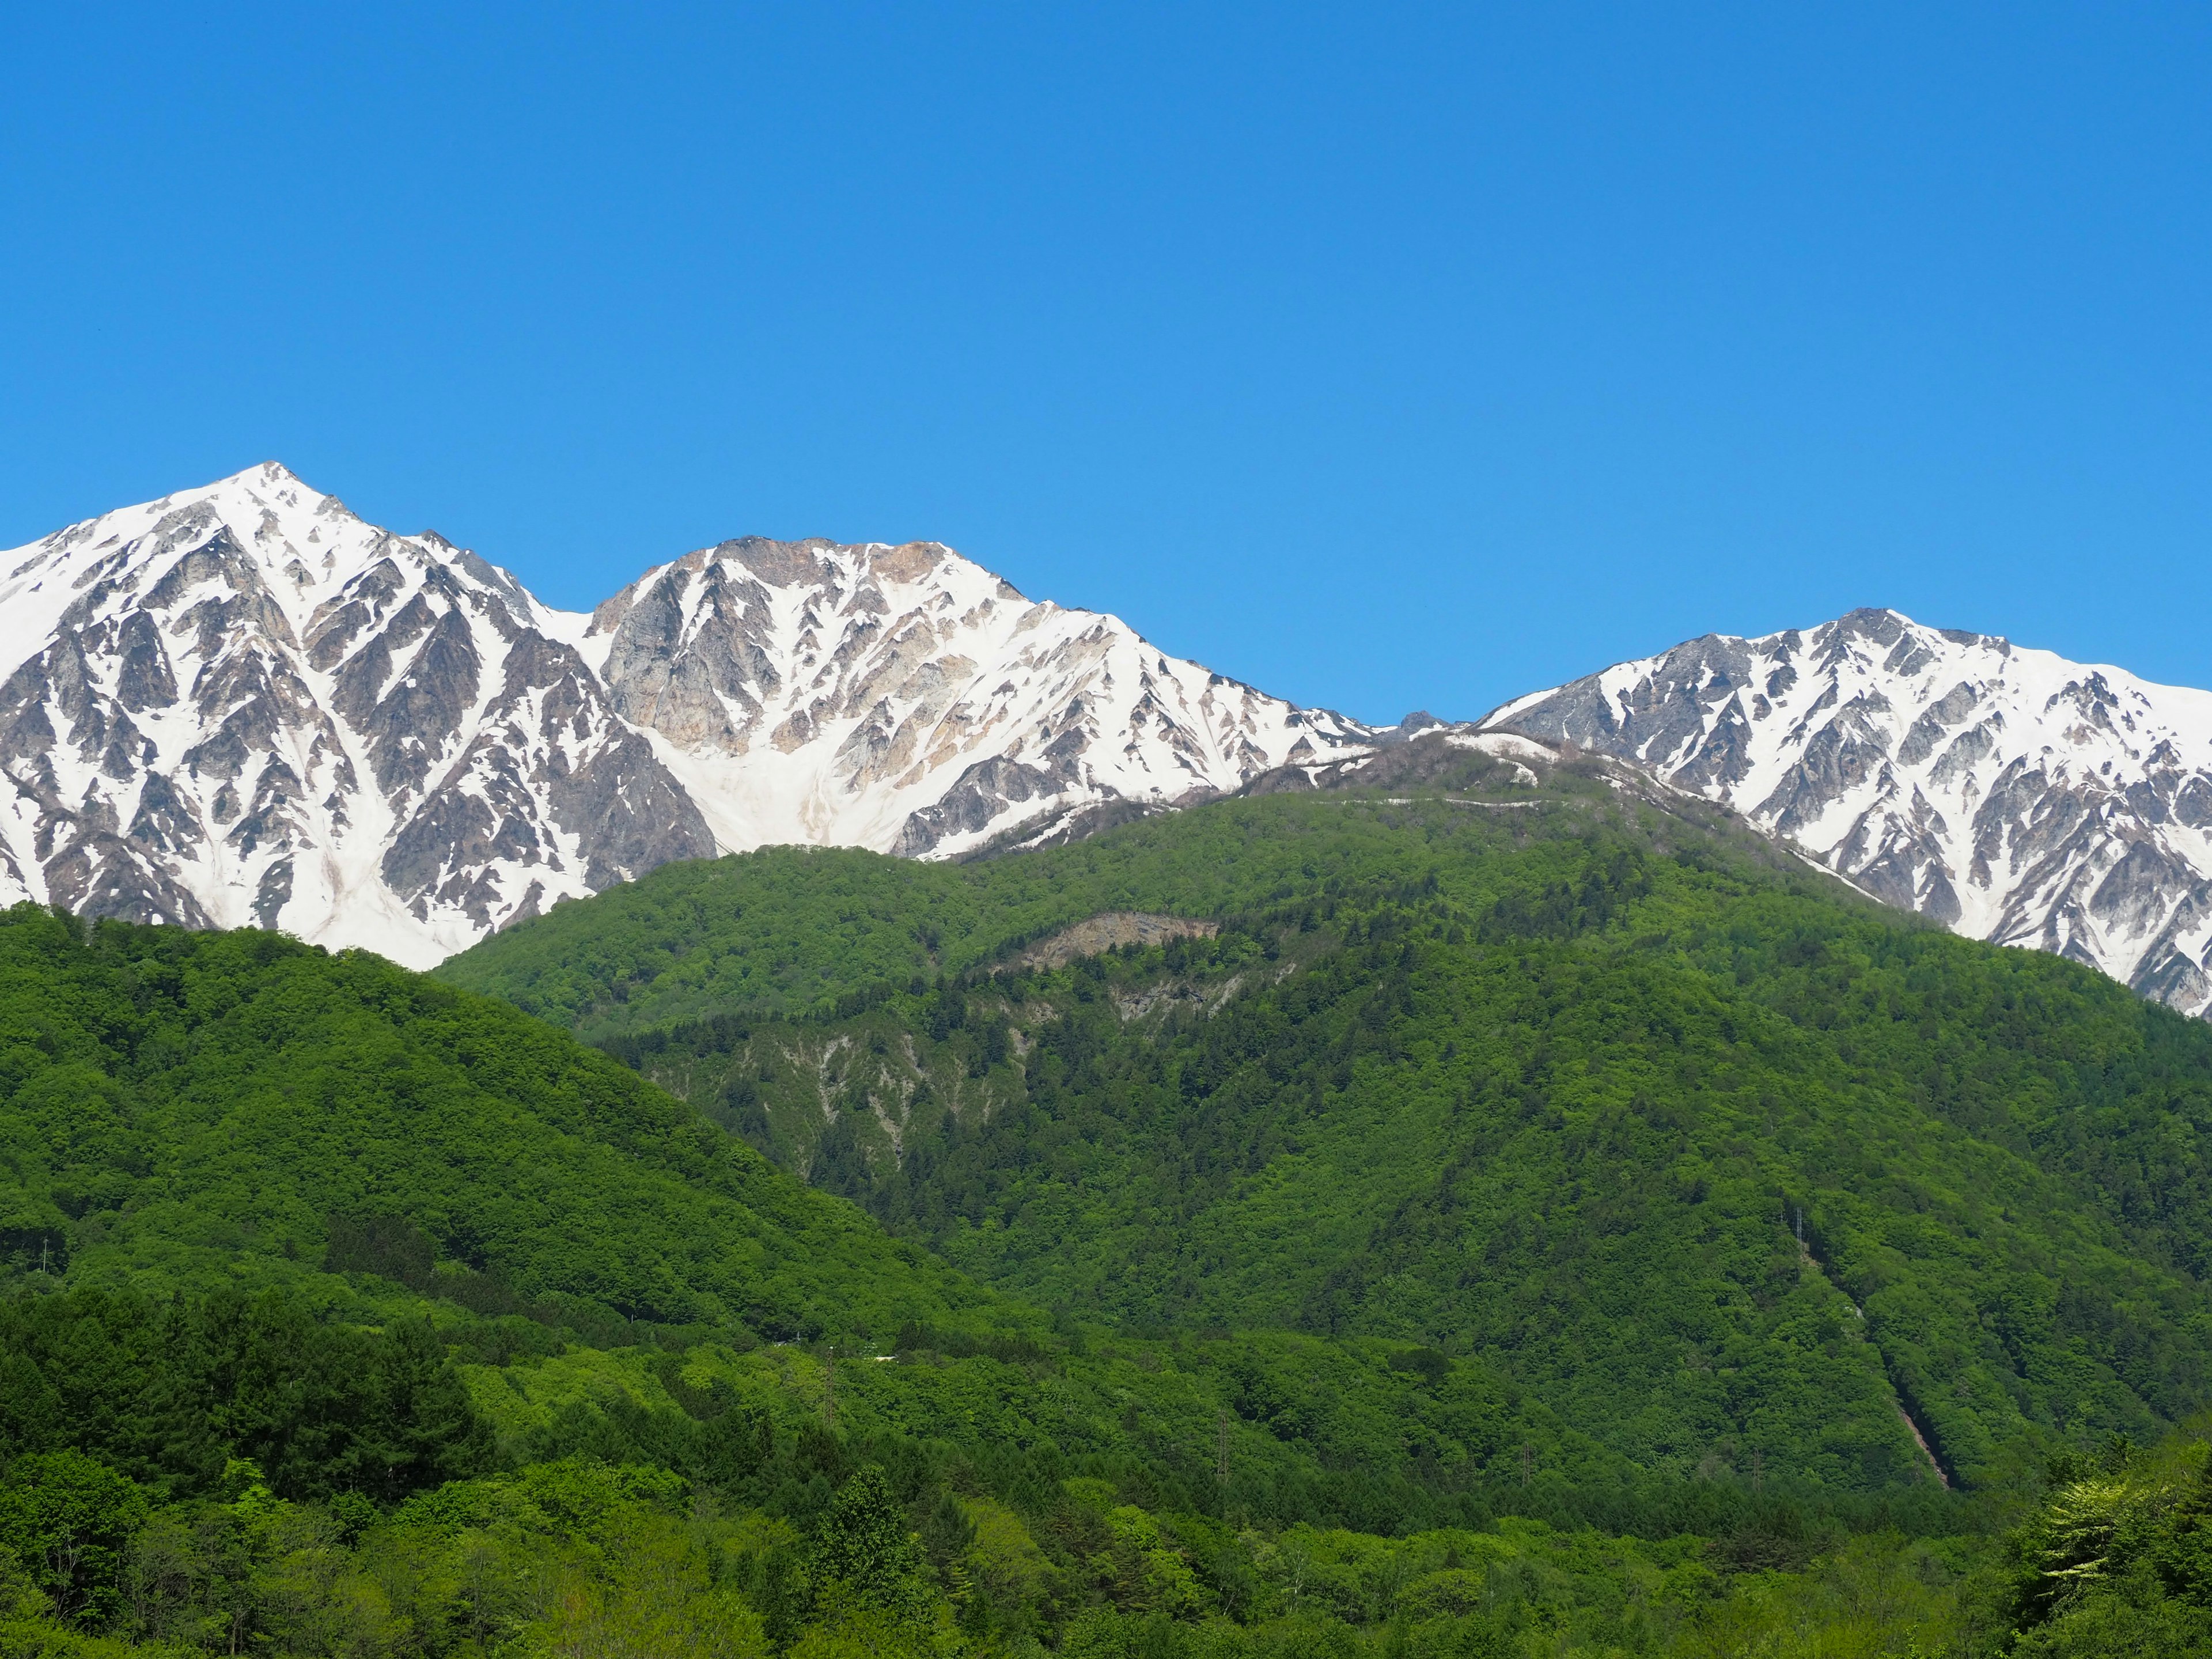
[
  {"x1": 441, "y1": 766, "x2": 2212, "y2": 1496},
  {"x1": 1483, "y1": 605, "x2": 2212, "y2": 1016},
  {"x1": 10, "y1": 467, "x2": 2212, "y2": 1018}
]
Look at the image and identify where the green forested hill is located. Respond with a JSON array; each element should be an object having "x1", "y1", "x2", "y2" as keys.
[
  {"x1": 0, "y1": 900, "x2": 1715, "y2": 1535},
  {"x1": 0, "y1": 906, "x2": 997, "y2": 1340},
  {"x1": 445, "y1": 763, "x2": 2212, "y2": 1498},
  {"x1": 2, "y1": 889, "x2": 2022, "y2": 1657},
  {"x1": 433, "y1": 748, "x2": 1829, "y2": 1040}
]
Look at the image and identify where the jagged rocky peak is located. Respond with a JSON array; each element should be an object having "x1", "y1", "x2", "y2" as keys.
[
  {"x1": 582, "y1": 535, "x2": 1014, "y2": 762},
  {"x1": 1486, "y1": 607, "x2": 2212, "y2": 1016},
  {"x1": 18, "y1": 468, "x2": 2212, "y2": 1018},
  {"x1": 0, "y1": 464, "x2": 711, "y2": 967}
]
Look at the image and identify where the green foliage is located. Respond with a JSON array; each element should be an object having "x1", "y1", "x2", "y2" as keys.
[
  {"x1": 65, "y1": 1293, "x2": 2212, "y2": 1656},
  {"x1": 447, "y1": 1313, "x2": 1979, "y2": 1556},
  {"x1": 392, "y1": 1456, "x2": 688, "y2": 1535},
  {"x1": 2005, "y1": 1426, "x2": 2212, "y2": 1656},
  {"x1": 0, "y1": 1438, "x2": 2005, "y2": 1657},
  {"x1": 433, "y1": 787, "x2": 1700, "y2": 1040},
  {"x1": 15, "y1": 760, "x2": 2212, "y2": 1650},
  {"x1": 809, "y1": 1467, "x2": 933, "y2": 1619},
  {"x1": 0, "y1": 1451, "x2": 146, "y2": 1627},
  {"x1": 0, "y1": 1287, "x2": 490, "y2": 1502},
  {"x1": 0, "y1": 904, "x2": 1006, "y2": 1343}
]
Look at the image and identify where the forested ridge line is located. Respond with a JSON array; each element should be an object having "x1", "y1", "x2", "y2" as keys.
[
  {"x1": 433, "y1": 752, "x2": 1856, "y2": 1040},
  {"x1": 0, "y1": 903, "x2": 1008, "y2": 1341}
]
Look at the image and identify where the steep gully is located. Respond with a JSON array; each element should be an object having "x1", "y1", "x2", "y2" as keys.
[{"x1": 1790, "y1": 1205, "x2": 1952, "y2": 1489}]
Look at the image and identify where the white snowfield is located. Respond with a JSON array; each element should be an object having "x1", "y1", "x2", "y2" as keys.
[
  {"x1": 1484, "y1": 608, "x2": 2212, "y2": 1016},
  {"x1": 0, "y1": 464, "x2": 1373, "y2": 967}
]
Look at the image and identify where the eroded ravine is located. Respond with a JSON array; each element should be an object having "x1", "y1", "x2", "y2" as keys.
[{"x1": 1791, "y1": 1210, "x2": 1952, "y2": 1489}]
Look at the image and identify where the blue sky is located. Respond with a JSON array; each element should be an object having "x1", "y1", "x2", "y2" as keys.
[{"x1": 3, "y1": 3, "x2": 2207, "y2": 724}]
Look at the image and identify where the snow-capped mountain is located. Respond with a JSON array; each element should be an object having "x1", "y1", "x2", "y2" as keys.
[
  {"x1": 579, "y1": 534, "x2": 1372, "y2": 858},
  {"x1": 0, "y1": 465, "x2": 1372, "y2": 965},
  {"x1": 0, "y1": 464, "x2": 715, "y2": 967},
  {"x1": 23, "y1": 468, "x2": 2212, "y2": 1007},
  {"x1": 1484, "y1": 608, "x2": 2212, "y2": 1016}
]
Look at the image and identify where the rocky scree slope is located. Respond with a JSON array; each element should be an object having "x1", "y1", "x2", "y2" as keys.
[
  {"x1": 0, "y1": 465, "x2": 1372, "y2": 965},
  {"x1": 1484, "y1": 607, "x2": 2212, "y2": 1016}
]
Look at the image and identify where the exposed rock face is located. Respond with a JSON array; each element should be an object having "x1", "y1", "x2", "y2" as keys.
[
  {"x1": 1017, "y1": 912, "x2": 1219, "y2": 970},
  {"x1": 1485, "y1": 608, "x2": 2212, "y2": 1016},
  {"x1": 30, "y1": 474, "x2": 2209, "y2": 1012},
  {"x1": 0, "y1": 467, "x2": 1372, "y2": 964}
]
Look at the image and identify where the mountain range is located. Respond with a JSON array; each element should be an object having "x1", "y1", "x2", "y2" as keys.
[
  {"x1": 7, "y1": 465, "x2": 2212, "y2": 1655},
  {"x1": 0, "y1": 464, "x2": 1368, "y2": 967},
  {"x1": 7, "y1": 463, "x2": 2212, "y2": 1018}
]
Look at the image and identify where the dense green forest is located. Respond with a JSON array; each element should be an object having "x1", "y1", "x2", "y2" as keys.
[
  {"x1": 5, "y1": 747, "x2": 2212, "y2": 1650},
  {"x1": 0, "y1": 908, "x2": 994, "y2": 1342},
  {"x1": 448, "y1": 764, "x2": 2212, "y2": 1499},
  {"x1": 2, "y1": 1274, "x2": 2202, "y2": 1654},
  {"x1": 437, "y1": 749, "x2": 1836, "y2": 1043}
]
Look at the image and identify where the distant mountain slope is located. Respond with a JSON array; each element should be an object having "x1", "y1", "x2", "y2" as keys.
[
  {"x1": 2, "y1": 902, "x2": 1679, "y2": 1540},
  {"x1": 449, "y1": 762, "x2": 2212, "y2": 1491},
  {"x1": 433, "y1": 737, "x2": 1740, "y2": 1040},
  {"x1": 17, "y1": 469, "x2": 2212, "y2": 1015},
  {"x1": 0, "y1": 465, "x2": 1370, "y2": 964},
  {"x1": 1484, "y1": 608, "x2": 2212, "y2": 1016}
]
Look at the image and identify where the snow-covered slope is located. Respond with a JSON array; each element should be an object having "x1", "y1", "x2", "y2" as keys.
[
  {"x1": 580, "y1": 536, "x2": 1373, "y2": 858},
  {"x1": 0, "y1": 465, "x2": 1372, "y2": 964},
  {"x1": 1485, "y1": 608, "x2": 2212, "y2": 1016},
  {"x1": 32, "y1": 471, "x2": 2206, "y2": 1006}
]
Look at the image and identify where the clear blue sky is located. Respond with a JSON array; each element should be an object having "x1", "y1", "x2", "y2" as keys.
[{"x1": 4, "y1": 4, "x2": 2207, "y2": 724}]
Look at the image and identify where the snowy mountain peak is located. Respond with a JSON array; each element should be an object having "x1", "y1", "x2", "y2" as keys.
[
  {"x1": 580, "y1": 531, "x2": 1374, "y2": 858},
  {"x1": 0, "y1": 467, "x2": 709, "y2": 966},
  {"x1": 1486, "y1": 608, "x2": 2212, "y2": 1015},
  {"x1": 20, "y1": 468, "x2": 2209, "y2": 1009}
]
